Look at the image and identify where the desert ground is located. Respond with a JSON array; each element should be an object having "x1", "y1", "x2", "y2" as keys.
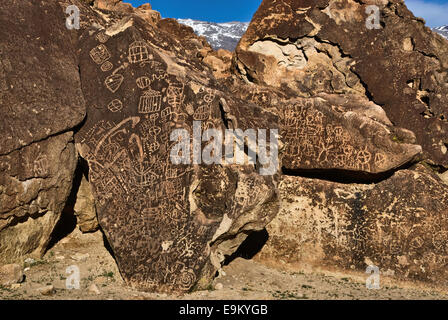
[{"x1": 1, "y1": 227, "x2": 447, "y2": 300}]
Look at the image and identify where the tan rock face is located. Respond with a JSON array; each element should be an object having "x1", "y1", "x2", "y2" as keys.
[
  {"x1": 260, "y1": 168, "x2": 448, "y2": 285},
  {"x1": 235, "y1": 0, "x2": 448, "y2": 167},
  {"x1": 0, "y1": 0, "x2": 87, "y2": 263},
  {"x1": 0, "y1": 264, "x2": 24, "y2": 286},
  {"x1": 94, "y1": 0, "x2": 134, "y2": 13},
  {"x1": 0, "y1": 133, "x2": 77, "y2": 263},
  {"x1": 74, "y1": 176, "x2": 99, "y2": 233}
]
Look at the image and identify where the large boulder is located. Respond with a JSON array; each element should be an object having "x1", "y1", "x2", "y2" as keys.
[
  {"x1": 278, "y1": 93, "x2": 421, "y2": 173},
  {"x1": 74, "y1": 6, "x2": 280, "y2": 292},
  {"x1": 0, "y1": 1, "x2": 85, "y2": 263},
  {"x1": 235, "y1": 0, "x2": 448, "y2": 167},
  {"x1": 259, "y1": 166, "x2": 448, "y2": 285}
]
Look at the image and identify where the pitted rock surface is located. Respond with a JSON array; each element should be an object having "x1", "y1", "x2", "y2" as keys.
[
  {"x1": 259, "y1": 167, "x2": 448, "y2": 285},
  {"x1": 0, "y1": 1, "x2": 85, "y2": 263},
  {"x1": 235, "y1": 0, "x2": 448, "y2": 167}
]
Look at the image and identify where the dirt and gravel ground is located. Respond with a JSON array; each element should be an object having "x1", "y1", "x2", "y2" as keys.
[{"x1": 1, "y1": 228, "x2": 447, "y2": 300}]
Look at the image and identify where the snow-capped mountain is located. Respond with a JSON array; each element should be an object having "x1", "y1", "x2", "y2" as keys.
[
  {"x1": 433, "y1": 25, "x2": 448, "y2": 39},
  {"x1": 178, "y1": 19, "x2": 249, "y2": 51}
]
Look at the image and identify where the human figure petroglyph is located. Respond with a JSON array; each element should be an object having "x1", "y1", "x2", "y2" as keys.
[
  {"x1": 105, "y1": 73, "x2": 124, "y2": 93},
  {"x1": 167, "y1": 82, "x2": 185, "y2": 113}
]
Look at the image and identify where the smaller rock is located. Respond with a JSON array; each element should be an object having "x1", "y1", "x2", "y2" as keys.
[
  {"x1": 0, "y1": 264, "x2": 24, "y2": 286},
  {"x1": 215, "y1": 283, "x2": 224, "y2": 290},
  {"x1": 88, "y1": 283, "x2": 101, "y2": 295},
  {"x1": 38, "y1": 285, "x2": 55, "y2": 296},
  {"x1": 71, "y1": 253, "x2": 90, "y2": 262},
  {"x1": 10, "y1": 283, "x2": 21, "y2": 289},
  {"x1": 439, "y1": 171, "x2": 448, "y2": 184},
  {"x1": 24, "y1": 258, "x2": 35, "y2": 265},
  {"x1": 55, "y1": 255, "x2": 65, "y2": 261},
  {"x1": 94, "y1": 276, "x2": 108, "y2": 286}
]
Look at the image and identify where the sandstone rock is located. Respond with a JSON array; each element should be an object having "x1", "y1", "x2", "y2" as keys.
[
  {"x1": 88, "y1": 283, "x2": 101, "y2": 295},
  {"x1": 278, "y1": 93, "x2": 422, "y2": 173},
  {"x1": 215, "y1": 282, "x2": 223, "y2": 290},
  {"x1": 0, "y1": 264, "x2": 24, "y2": 286},
  {"x1": 259, "y1": 167, "x2": 448, "y2": 285},
  {"x1": 235, "y1": 0, "x2": 448, "y2": 167},
  {"x1": 74, "y1": 176, "x2": 99, "y2": 233},
  {"x1": 71, "y1": 253, "x2": 90, "y2": 262},
  {"x1": 94, "y1": 0, "x2": 133, "y2": 13},
  {"x1": 38, "y1": 285, "x2": 55, "y2": 296},
  {"x1": 74, "y1": 11, "x2": 280, "y2": 293},
  {"x1": 0, "y1": 1, "x2": 85, "y2": 263},
  {"x1": 0, "y1": 133, "x2": 78, "y2": 263},
  {"x1": 202, "y1": 49, "x2": 233, "y2": 80},
  {"x1": 135, "y1": 4, "x2": 161, "y2": 27}
]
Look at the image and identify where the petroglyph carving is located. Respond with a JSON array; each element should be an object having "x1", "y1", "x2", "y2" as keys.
[
  {"x1": 129, "y1": 41, "x2": 153, "y2": 66},
  {"x1": 161, "y1": 107, "x2": 173, "y2": 123},
  {"x1": 101, "y1": 61, "x2": 113, "y2": 72},
  {"x1": 90, "y1": 44, "x2": 111, "y2": 65},
  {"x1": 96, "y1": 32, "x2": 110, "y2": 43},
  {"x1": 108, "y1": 99, "x2": 123, "y2": 113},
  {"x1": 33, "y1": 154, "x2": 49, "y2": 176},
  {"x1": 105, "y1": 73, "x2": 124, "y2": 93},
  {"x1": 136, "y1": 76, "x2": 151, "y2": 89},
  {"x1": 202, "y1": 88, "x2": 216, "y2": 104},
  {"x1": 138, "y1": 89, "x2": 162, "y2": 114},
  {"x1": 167, "y1": 83, "x2": 184, "y2": 112},
  {"x1": 193, "y1": 105, "x2": 211, "y2": 121},
  {"x1": 356, "y1": 147, "x2": 372, "y2": 171}
]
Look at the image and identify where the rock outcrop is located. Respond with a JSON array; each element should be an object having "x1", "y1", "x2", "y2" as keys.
[
  {"x1": 74, "y1": 175, "x2": 99, "y2": 233},
  {"x1": 0, "y1": 1, "x2": 84, "y2": 263},
  {"x1": 235, "y1": 0, "x2": 448, "y2": 167},
  {"x1": 74, "y1": 3, "x2": 280, "y2": 292},
  {"x1": 259, "y1": 166, "x2": 448, "y2": 285},
  {"x1": 1, "y1": 0, "x2": 448, "y2": 294}
]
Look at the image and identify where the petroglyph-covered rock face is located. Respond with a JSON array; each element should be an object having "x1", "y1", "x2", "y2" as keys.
[
  {"x1": 75, "y1": 12, "x2": 280, "y2": 292},
  {"x1": 2, "y1": 0, "x2": 448, "y2": 294},
  {"x1": 279, "y1": 94, "x2": 421, "y2": 173},
  {"x1": 0, "y1": 0, "x2": 84, "y2": 263},
  {"x1": 0, "y1": 133, "x2": 77, "y2": 263},
  {"x1": 235, "y1": 0, "x2": 448, "y2": 167},
  {"x1": 260, "y1": 168, "x2": 448, "y2": 285},
  {"x1": 224, "y1": 78, "x2": 422, "y2": 174}
]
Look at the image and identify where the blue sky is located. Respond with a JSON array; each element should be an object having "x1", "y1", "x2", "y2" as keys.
[
  {"x1": 126, "y1": 0, "x2": 447, "y2": 27},
  {"x1": 405, "y1": 0, "x2": 448, "y2": 27},
  {"x1": 126, "y1": 0, "x2": 261, "y2": 23}
]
